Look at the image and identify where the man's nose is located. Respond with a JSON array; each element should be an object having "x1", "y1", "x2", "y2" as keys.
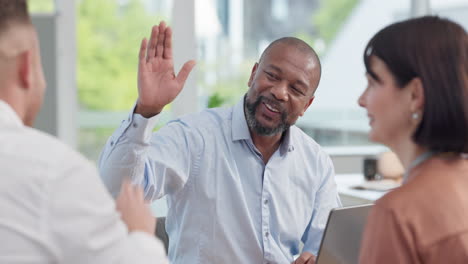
[{"x1": 271, "y1": 82, "x2": 288, "y2": 101}]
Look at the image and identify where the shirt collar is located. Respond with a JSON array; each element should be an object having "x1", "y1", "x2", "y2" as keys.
[
  {"x1": 0, "y1": 100, "x2": 23, "y2": 128},
  {"x1": 231, "y1": 97, "x2": 251, "y2": 141},
  {"x1": 279, "y1": 128, "x2": 294, "y2": 156},
  {"x1": 231, "y1": 96, "x2": 294, "y2": 156}
]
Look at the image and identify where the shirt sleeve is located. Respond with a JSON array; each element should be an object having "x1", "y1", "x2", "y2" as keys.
[
  {"x1": 98, "y1": 108, "x2": 159, "y2": 198},
  {"x1": 98, "y1": 106, "x2": 203, "y2": 200},
  {"x1": 301, "y1": 153, "x2": 342, "y2": 255},
  {"x1": 48, "y1": 156, "x2": 169, "y2": 264},
  {"x1": 359, "y1": 204, "x2": 415, "y2": 264}
]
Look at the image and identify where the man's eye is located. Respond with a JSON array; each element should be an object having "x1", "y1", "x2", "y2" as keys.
[
  {"x1": 265, "y1": 71, "x2": 276, "y2": 79},
  {"x1": 291, "y1": 86, "x2": 304, "y2": 95}
]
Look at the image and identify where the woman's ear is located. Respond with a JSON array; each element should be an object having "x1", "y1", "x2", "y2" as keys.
[{"x1": 408, "y1": 77, "x2": 425, "y2": 113}]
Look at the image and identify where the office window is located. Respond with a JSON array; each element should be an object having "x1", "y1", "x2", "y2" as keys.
[
  {"x1": 28, "y1": 0, "x2": 55, "y2": 13},
  {"x1": 77, "y1": 0, "x2": 468, "y2": 161},
  {"x1": 77, "y1": 0, "x2": 171, "y2": 161},
  {"x1": 431, "y1": 0, "x2": 468, "y2": 30}
]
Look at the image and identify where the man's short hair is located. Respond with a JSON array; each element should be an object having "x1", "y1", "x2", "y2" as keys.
[
  {"x1": 0, "y1": 0, "x2": 30, "y2": 33},
  {"x1": 260, "y1": 37, "x2": 319, "y2": 63}
]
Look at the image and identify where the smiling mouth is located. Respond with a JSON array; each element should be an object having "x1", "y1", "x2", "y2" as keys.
[{"x1": 263, "y1": 102, "x2": 280, "y2": 113}]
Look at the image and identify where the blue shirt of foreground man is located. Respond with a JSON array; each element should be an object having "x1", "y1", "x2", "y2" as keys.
[{"x1": 99, "y1": 22, "x2": 341, "y2": 264}]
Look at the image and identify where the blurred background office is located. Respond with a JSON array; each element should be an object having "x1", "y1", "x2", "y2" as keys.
[{"x1": 30, "y1": 0, "x2": 467, "y2": 211}]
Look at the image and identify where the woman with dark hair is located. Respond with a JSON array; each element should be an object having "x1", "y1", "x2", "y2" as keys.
[{"x1": 358, "y1": 16, "x2": 468, "y2": 263}]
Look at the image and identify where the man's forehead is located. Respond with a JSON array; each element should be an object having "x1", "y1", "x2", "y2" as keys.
[
  {"x1": 262, "y1": 50, "x2": 318, "y2": 77},
  {"x1": 263, "y1": 43, "x2": 317, "y2": 66}
]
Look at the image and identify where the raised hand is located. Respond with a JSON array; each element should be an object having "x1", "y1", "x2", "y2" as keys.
[
  {"x1": 116, "y1": 180, "x2": 156, "y2": 235},
  {"x1": 135, "y1": 21, "x2": 196, "y2": 118}
]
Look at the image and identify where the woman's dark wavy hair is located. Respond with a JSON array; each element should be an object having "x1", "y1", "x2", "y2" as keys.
[{"x1": 364, "y1": 16, "x2": 468, "y2": 153}]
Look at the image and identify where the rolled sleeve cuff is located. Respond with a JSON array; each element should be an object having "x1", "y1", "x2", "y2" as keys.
[
  {"x1": 114, "y1": 102, "x2": 160, "y2": 144},
  {"x1": 106, "y1": 105, "x2": 160, "y2": 149},
  {"x1": 127, "y1": 113, "x2": 160, "y2": 143}
]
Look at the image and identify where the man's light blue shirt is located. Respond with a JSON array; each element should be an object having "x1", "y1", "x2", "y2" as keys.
[{"x1": 99, "y1": 98, "x2": 342, "y2": 264}]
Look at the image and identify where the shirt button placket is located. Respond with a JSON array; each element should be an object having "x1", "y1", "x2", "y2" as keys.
[{"x1": 262, "y1": 168, "x2": 271, "y2": 263}]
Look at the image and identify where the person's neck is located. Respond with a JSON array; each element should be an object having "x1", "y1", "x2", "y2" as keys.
[
  {"x1": 250, "y1": 131, "x2": 283, "y2": 164},
  {"x1": 390, "y1": 138, "x2": 428, "y2": 172}
]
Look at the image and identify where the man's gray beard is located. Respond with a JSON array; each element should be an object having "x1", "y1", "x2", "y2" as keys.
[{"x1": 244, "y1": 95, "x2": 291, "y2": 136}]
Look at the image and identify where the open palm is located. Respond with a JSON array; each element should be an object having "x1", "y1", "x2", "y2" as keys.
[{"x1": 136, "y1": 22, "x2": 196, "y2": 118}]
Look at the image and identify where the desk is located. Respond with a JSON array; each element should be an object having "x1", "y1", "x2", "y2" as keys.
[{"x1": 335, "y1": 174, "x2": 388, "y2": 206}]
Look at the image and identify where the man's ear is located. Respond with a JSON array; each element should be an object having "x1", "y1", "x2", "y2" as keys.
[
  {"x1": 300, "y1": 95, "x2": 315, "y2": 116},
  {"x1": 17, "y1": 50, "x2": 32, "y2": 91},
  {"x1": 408, "y1": 77, "x2": 424, "y2": 113},
  {"x1": 247, "y1": 63, "x2": 259, "y2": 87}
]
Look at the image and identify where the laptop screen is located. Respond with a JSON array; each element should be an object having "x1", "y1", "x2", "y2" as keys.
[{"x1": 316, "y1": 204, "x2": 373, "y2": 264}]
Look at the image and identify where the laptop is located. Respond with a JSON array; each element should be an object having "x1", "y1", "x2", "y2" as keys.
[{"x1": 315, "y1": 204, "x2": 373, "y2": 264}]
